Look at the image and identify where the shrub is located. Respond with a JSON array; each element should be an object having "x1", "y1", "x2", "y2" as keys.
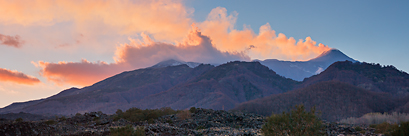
[
  {"x1": 261, "y1": 105, "x2": 324, "y2": 136},
  {"x1": 389, "y1": 121, "x2": 409, "y2": 136},
  {"x1": 118, "y1": 107, "x2": 178, "y2": 122},
  {"x1": 45, "y1": 120, "x2": 57, "y2": 125},
  {"x1": 189, "y1": 107, "x2": 197, "y2": 113},
  {"x1": 110, "y1": 125, "x2": 145, "y2": 136},
  {"x1": 59, "y1": 116, "x2": 67, "y2": 121},
  {"x1": 15, "y1": 118, "x2": 23, "y2": 122},
  {"x1": 176, "y1": 110, "x2": 191, "y2": 120},
  {"x1": 355, "y1": 126, "x2": 362, "y2": 131}
]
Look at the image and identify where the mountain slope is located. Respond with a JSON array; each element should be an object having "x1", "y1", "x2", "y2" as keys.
[
  {"x1": 300, "y1": 61, "x2": 409, "y2": 97},
  {"x1": 233, "y1": 81, "x2": 401, "y2": 122},
  {"x1": 133, "y1": 61, "x2": 299, "y2": 110},
  {"x1": 0, "y1": 63, "x2": 214, "y2": 115},
  {"x1": 258, "y1": 49, "x2": 357, "y2": 81}
]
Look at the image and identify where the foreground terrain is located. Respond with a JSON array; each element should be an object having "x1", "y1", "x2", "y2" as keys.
[{"x1": 0, "y1": 108, "x2": 386, "y2": 136}]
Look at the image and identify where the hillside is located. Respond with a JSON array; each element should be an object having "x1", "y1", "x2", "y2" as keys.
[
  {"x1": 300, "y1": 61, "x2": 409, "y2": 97},
  {"x1": 133, "y1": 61, "x2": 299, "y2": 110},
  {"x1": 233, "y1": 81, "x2": 402, "y2": 122},
  {"x1": 0, "y1": 63, "x2": 214, "y2": 115}
]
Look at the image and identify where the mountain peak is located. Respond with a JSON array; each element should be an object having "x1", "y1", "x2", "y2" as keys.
[
  {"x1": 151, "y1": 59, "x2": 202, "y2": 68},
  {"x1": 308, "y1": 48, "x2": 357, "y2": 63}
]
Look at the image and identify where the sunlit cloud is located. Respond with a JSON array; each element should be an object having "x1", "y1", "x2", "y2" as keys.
[
  {"x1": 198, "y1": 7, "x2": 331, "y2": 61},
  {"x1": 0, "y1": 34, "x2": 24, "y2": 48},
  {"x1": 35, "y1": 28, "x2": 248, "y2": 86},
  {"x1": 0, "y1": 0, "x2": 193, "y2": 41},
  {"x1": 0, "y1": 68, "x2": 40, "y2": 85}
]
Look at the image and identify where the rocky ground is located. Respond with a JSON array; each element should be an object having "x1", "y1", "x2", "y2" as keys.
[{"x1": 0, "y1": 109, "x2": 384, "y2": 136}]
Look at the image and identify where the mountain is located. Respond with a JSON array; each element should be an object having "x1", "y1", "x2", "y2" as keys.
[
  {"x1": 300, "y1": 61, "x2": 409, "y2": 97},
  {"x1": 232, "y1": 81, "x2": 403, "y2": 122},
  {"x1": 257, "y1": 49, "x2": 357, "y2": 81},
  {"x1": 0, "y1": 61, "x2": 298, "y2": 115},
  {"x1": 133, "y1": 61, "x2": 299, "y2": 110},
  {"x1": 0, "y1": 63, "x2": 214, "y2": 115}
]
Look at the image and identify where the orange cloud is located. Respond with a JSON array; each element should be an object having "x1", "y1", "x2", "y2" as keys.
[
  {"x1": 198, "y1": 7, "x2": 331, "y2": 61},
  {"x1": 36, "y1": 28, "x2": 248, "y2": 86},
  {"x1": 0, "y1": 34, "x2": 24, "y2": 48},
  {"x1": 0, "y1": 68, "x2": 40, "y2": 85},
  {"x1": 0, "y1": 0, "x2": 193, "y2": 41},
  {"x1": 36, "y1": 59, "x2": 129, "y2": 86}
]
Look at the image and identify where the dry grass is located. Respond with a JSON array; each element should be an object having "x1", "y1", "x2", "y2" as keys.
[{"x1": 340, "y1": 112, "x2": 409, "y2": 125}]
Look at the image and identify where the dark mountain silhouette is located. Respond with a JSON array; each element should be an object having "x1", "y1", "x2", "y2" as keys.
[
  {"x1": 0, "y1": 61, "x2": 298, "y2": 115},
  {"x1": 232, "y1": 81, "x2": 403, "y2": 122},
  {"x1": 133, "y1": 61, "x2": 299, "y2": 110},
  {"x1": 300, "y1": 61, "x2": 409, "y2": 97},
  {"x1": 258, "y1": 49, "x2": 357, "y2": 81},
  {"x1": 0, "y1": 63, "x2": 214, "y2": 115}
]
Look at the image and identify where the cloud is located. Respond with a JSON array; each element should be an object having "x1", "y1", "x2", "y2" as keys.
[
  {"x1": 0, "y1": 68, "x2": 40, "y2": 85},
  {"x1": 198, "y1": 7, "x2": 331, "y2": 61},
  {"x1": 36, "y1": 59, "x2": 129, "y2": 86},
  {"x1": 0, "y1": 0, "x2": 193, "y2": 41},
  {"x1": 36, "y1": 28, "x2": 248, "y2": 86},
  {"x1": 0, "y1": 34, "x2": 24, "y2": 48}
]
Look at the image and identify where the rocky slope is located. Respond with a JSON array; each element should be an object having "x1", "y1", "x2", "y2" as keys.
[
  {"x1": 300, "y1": 61, "x2": 409, "y2": 97},
  {"x1": 233, "y1": 81, "x2": 403, "y2": 122},
  {"x1": 0, "y1": 109, "x2": 383, "y2": 136}
]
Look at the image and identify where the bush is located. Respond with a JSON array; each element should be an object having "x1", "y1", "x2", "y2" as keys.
[
  {"x1": 176, "y1": 110, "x2": 191, "y2": 120},
  {"x1": 15, "y1": 118, "x2": 23, "y2": 122},
  {"x1": 44, "y1": 120, "x2": 57, "y2": 125},
  {"x1": 261, "y1": 105, "x2": 324, "y2": 136},
  {"x1": 110, "y1": 125, "x2": 145, "y2": 136},
  {"x1": 189, "y1": 107, "x2": 197, "y2": 113},
  {"x1": 389, "y1": 121, "x2": 409, "y2": 136},
  {"x1": 117, "y1": 107, "x2": 178, "y2": 122}
]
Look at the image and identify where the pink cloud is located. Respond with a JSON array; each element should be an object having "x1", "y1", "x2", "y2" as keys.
[
  {"x1": 0, "y1": 34, "x2": 24, "y2": 48},
  {"x1": 0, "y1": 68, "x2": 40, "y2": 85},
  {"x1": 36, "y1": 28, "x2": 248, "y2": 86}
]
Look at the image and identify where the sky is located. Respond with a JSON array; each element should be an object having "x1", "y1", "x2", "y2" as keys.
[{"x1": 0, "y1": 0, "x2": 408, "y2": 108}]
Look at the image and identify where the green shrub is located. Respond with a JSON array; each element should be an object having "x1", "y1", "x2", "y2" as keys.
[
  {"x1": 355, "y1": 126, "x2": 363, "y2": 131},
  {"x1": 189, "y1": 107, "x2": 197, "y2": 113},
  {"x1": 45, "y1": 120, "x2": 57, "y2": 125},
  {"x1": 373, "y1": 122, "x2": 398, "y2": 135},
  {"x1": 110, "y1": 125, "x2": 145, "y2": 136},
  {"x1": 59, "y1": 116, "x2": 67, "y2": 121},
  {"x1": 389, "y1": 121, "x2": 409, "y2": 136},
  {"x1": 15, "y1": 118, "x2": 23, "y2": 122},
  {"x1": 117, "y1": 107, "x2": 178, "y2": 122},
  {"x1": 261, "y1": 105, "x2": 324, "y2": 136}
]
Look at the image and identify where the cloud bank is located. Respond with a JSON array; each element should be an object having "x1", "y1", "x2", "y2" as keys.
[
  {"x1": 0, "y1": 34, "x2": 24, "y2": 48},
  {"x1": 0, "y1": 68, "x2": 40, "y2": 85},
  {"x1": 1, "y1": 0, "x2": 331, "y2": 86},
  {"x1": 36, "y1": 28, "x2": 248, "y2": 86}
]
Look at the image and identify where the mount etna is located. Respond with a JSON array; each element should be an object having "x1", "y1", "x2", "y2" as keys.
[{"x1": 1, "y1": 49, "x2": 408, "y2": 122}]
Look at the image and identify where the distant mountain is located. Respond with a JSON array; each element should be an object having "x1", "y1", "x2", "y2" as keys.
[
  {"x1": 257, "y1": 49, "x2": 357, "y2": 81},
  {"x1": 300, "y1": 61, "x2": 409, "y2": 97},
  {"x1": 133, "y1": 61, "x2": 299, "y2": 110},
  {"x1": 232, "y1": 81, "x2": 403, "y2": 122}
]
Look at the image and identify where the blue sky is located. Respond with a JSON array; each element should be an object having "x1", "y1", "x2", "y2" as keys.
[{"x1": 188, "y1": 0, "x2": 409, "y2": 71}]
